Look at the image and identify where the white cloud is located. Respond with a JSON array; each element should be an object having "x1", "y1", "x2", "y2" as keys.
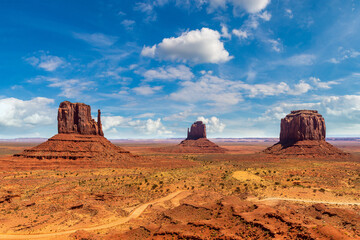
[
  {"x1": 258, "y1": 11, "x2": 271, "y2": 21},
  {"x1": 141, "y1": 45, "x2": 156, "y2": 58},
  {"x1": 143, "y1": 65, "x2": 194, "y2": 81},
  {"x1": 328, "y1": 48, "x2": 360, "y2": 64},
  {"x1": 288, "y1": 80, "x2": 312, "y2": 95},
  {"x1": 46, "y1": 78, "x2": 95, "y2": 98},
  {"x1": 102, "y1": 116, "x2": 130, "y2": 131},
  {"x1": 268, "y1": 39, "x2": 282, "y2": 52},
  {"x1": 25, "y1": 53, "x2": 64, "y2": 72},
  {"x1": 256, "y1": 95, "x2": 360, "y2": 123},
  {"x1": 232, "y1": 29, "x2": 248, "y2": 39},
  {"x1": 310, "y1": 77, "x2": 339, "y2": 89},
  {"x1": 73, "y1": 32, "x2": 118, "y2": 47},
  {"x1": 239, "y1": 82, "x2": 290, "y2": 97},
  {"x1": 207, "y1": 0, "x2": 271, "y2": 13},
  {"x1": 276, "y1": 54, "x2": 316, "y2": 66},
  {"x1": 169, "y1": 74, "x2": 243, "y2": 106},
  {"x1": 0, "y1": 97, "x2": 55, "y2": 128},
  {"x1": 133, "y1": 85, "x2": 162, "y2": 95},
  {"x1": 197, "y1": 116, "x2": 226, "y2": 133},
  {"x1": 163, "y1": 110, "x2": 195, "y2": 121},
  {"x1": 285, "y1": 9, "x2": 293, "y2": 19},
  {"x1": 141, "y1": 28, "x2": 233, "y2": 64},
  {"x1": 129, "y1": 118, "x2": 172, "y2": 135},
  {"x1": 121, "y1": 19, "x2": 135, "y2": 29},
  {"x1": 231, "y1": 0, "x2": 271, "y2": 13},
  {"x1": 221, "y1": 24, "x2": 232, "y2": 39}
]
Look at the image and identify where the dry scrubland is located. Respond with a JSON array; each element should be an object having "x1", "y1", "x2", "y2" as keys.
[{"x1": 0, "y1": 140, "x2": 359, "y2": 239}]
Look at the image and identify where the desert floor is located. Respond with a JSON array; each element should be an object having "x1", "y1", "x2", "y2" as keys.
[{"x1": 0, "y1": 140, "x2": 359, "y2": 239}]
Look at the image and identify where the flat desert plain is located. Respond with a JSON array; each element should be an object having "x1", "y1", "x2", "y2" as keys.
[{"x1": 0, "y1": 139, "x2": 359, "y2": 239}]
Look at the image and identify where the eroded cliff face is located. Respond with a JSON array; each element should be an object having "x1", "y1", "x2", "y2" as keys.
[
  {"x1": 57, "y1": 101, "x2": 103, "y2": 136},
  {"x1": 280, "y1": 110, "x2": 326, "y2": 144},
  {"x1": 187, "y1": 121, "x2": 207, "y2": 140}
]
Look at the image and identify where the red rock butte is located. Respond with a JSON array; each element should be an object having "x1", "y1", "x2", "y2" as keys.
[
  {"x1": 155, "y1": 121, "x2": 226, "y2": 153},
  {"x1": 265, "y1": 110, "x2": 348, "y2": 158},
  {"x1": 14, "y1": 101, "x2": 134, "y2": 161},
  {"x1": 187, "y1": 121, "x2": 206, "y2": 140}
]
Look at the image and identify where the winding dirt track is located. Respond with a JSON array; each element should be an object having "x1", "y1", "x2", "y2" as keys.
[
  {"x1": 260, "y1": 197, "x2": 360, "y2": 206},
  {"x1": 0, "y1": 190, "x2": 187, "y2": 240}
]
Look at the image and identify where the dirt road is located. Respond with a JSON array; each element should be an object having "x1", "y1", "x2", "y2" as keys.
[{"x1": 0, "y1": 190, "x2": 188, "y2": 240}]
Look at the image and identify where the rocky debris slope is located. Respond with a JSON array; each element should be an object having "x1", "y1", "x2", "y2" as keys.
[
  {"x1": 14, "y1": 101, "x2": 134, "y2": 161},
  {"x1": 99, "y1": 192, "x2": 360, "y2": 240},
  {"x1": 154, "y1": 121, "x2": 226, "y2": 153},
  {"x1": 265, "y1": 110, "x2": 348, "y2": 158}
]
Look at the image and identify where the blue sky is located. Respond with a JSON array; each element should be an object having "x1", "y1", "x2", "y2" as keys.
[{"x1": 1, "y1": 0, "x2": 360, "y2": 139}]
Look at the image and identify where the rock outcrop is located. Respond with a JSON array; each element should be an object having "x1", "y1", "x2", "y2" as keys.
[
  {"x1": 58, "y1": 101, "x2": 103, "y2": 136},
  {"x1": 14, "y1": 101, "x2": 135, "y2": 161},
  {"x1": 265, "y1": 110, "x2": 348, "y2": 158},
  {"x1": 280, "y1": 110, "x2": 325, "y2": 144},
  {"x1": 154, "y1": 121, "x2": 226, "y2": 153},
  {"x1": 187, "y1": 121, "x2": 206, "y2": 140}
]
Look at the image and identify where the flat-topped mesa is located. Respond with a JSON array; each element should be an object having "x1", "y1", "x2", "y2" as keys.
[
  {"x1": 280, "y1": 110, "x2": 326, "y2": 144},
  {"x1": 187, "y1": 121, "x2": 206, "y2": 140},
  {"x1": 58, "y1": 101, "x2": 104, "y2": 136}
]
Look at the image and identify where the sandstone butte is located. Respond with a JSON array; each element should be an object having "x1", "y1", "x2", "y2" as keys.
[
  {"x1": 265, "y1": 110, "x2": 348, "y2": 158},
  {"x1": 14, "y1": 101, "x2": 135, "y2": 161},
  {"x1": 155, "y1": 121, "x2": 226, "y2": 153}
]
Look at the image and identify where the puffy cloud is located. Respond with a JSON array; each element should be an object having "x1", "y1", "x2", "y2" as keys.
[
  {"x1": 221, "y1": 24, "x2": 232, "y2": 39},
  {"x1": 207, "y1": 0, "x2": 271, "y2": 13},
  {"x1": 102, "y1": 116, "x2": 130, "y2": 131},
  {"x1": 232, "y1": 29, "x2": 248, "y2": 39},
  {"x1": 197, "y1": 116, "x2": 226, "y2": 133},
  {"x1": 25, "y1": 52, "x2": 64, "y2": 72},
  {"x1": 141, "y1": 45, "x2": 157, "y2": 58},
  {"x1": 310, "y1": 77, "x2": 339, "y2": 89},
  {"x1": 132, "y1": 85, "x2": 162, "y2": 95},
  {"x1": 285, "y1": 9, "x2": 293, "y2": 19},
  {"x1": 143, "y1": 65, "x2": 194, "y2": 81},
  {"x1": 73, "y1": 32, "x2": 118, "y2": 47},
  {"x1": 141, "y1": 28, "x2": 233, "y2": 64},
  {"x1": 256, "y1": 95, "x2": 360, "y2": 123},
  {"x1": 129, "y1": 118, "x2": 172, "y2": 135},
  {"x1": 0, "y1": 97, "x2": 55, "y2": 128}
]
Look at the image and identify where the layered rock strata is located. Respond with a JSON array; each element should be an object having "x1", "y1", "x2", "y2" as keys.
[
  {"x1": 265, "y1": 110, "x2": 348, "y2": 158},
  {"x1": 14, "y1": 101, "x2": 132, "y2": 160}
]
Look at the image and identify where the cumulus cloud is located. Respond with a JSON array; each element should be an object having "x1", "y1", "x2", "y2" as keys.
[
  {"x1": 197, "y1": 116, "x2": 226, "y2": 133},
  {"x1": 256, "y1": 95, "x2": 360, "y2": 124},
  {"x1": 73, "y1": 32, "x2": 118, "y2": 47},
  {"x1": 25, "y1": 52, "x2": 64, "y2": 71},
  {"x1": 0, "y1": 97, "x2": 55, "y2": 128},
  {"x1": 102, "y1": 116, "x2": 131, "y2": 131},
  {"x1": 221, "y1": 24, "x2": 231, "y2": 39},
  {"x1": 310, "y1": 77, "x2": 339, "y2": 89},
  {"x1": 129, "y1": 118, "x2": 172, "y2": 135},
  {"x1": 232, "y1": 29, "x2": 248, "y2": 39},
  {"x1": 143, "y1": 65, "x2": 194, "y2": 81},
  {"x1": 141, "y1": 28, "x2": 233, "y2": 64},
  {"x1": 268, "y1": 39, "x2": 282, "y2": 52},
  {"x1": 207, "y1": 0, "x2": 271, "y2": 13},
  {"x1": 285, "y1": 9, "x2": 293, "y2": 19},
  {"x1": 133, "y1": 85, "x2": 162, "y2": 95}
]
